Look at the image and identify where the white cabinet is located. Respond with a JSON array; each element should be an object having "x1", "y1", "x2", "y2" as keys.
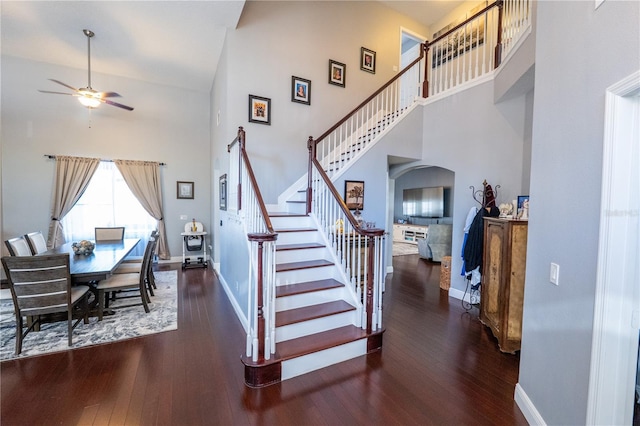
[{"x1": 392, "y1": 224, "x2": 428, "y2": 244}]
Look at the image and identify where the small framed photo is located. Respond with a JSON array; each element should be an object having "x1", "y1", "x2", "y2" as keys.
[
  {"x1": 248, "y1": 94, "x2": 271, "y2": 125},
  {"x1": 329, "y1": 60, "x2": 346, "y2": 88},
  {"x1": 360, "y1": 47, "x2": 376, "y2": 74},
  {"x1": 344, "y1": 180, "x2": 365, "y2": 210},
  {"x1": 291, "y1": 76, "x2": 311, "y2": 105},
  {"x1": 177, "y1": 181, "x2": 194, "y2": 199},
  {"x1": 517, "y1": 195, "x2": 529, "y2": 210},
  {"x1": 219, "y1": 174, "x2": 227, "y2": 211}
]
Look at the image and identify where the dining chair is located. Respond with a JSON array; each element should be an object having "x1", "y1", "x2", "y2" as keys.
[
  {"x1": 94, "y1": 226, "x2": 125, "y2": 241},
  {"x1": 25, "y1": 231, "x2": 48, "y2": 255},
  {"x1": 4, "y1": 236, "x2": 33, "y2": 256},
  {"x1": 95, "y1": 237, "x2": 154, "y2": 320},
  {"x1": 113, "y1": 236, "x2": 157, "y2": 296},
  {"x1": 1, "y1": 254, "x2": 90, "y2": 355}
]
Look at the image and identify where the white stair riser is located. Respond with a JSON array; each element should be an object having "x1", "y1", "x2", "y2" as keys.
[
  {"x1": 275, "y1": 287, "x2": 348, "y2": 312},
  {"x1": 276, "y1": 247, "x2": 328, "y2": 263},
  {"x1": 270, "y1": 216, "x2": 314, "y2": 229},
  {"x1": 275, "y1": 231, "x2": 322, "y2": 246},
  {"x1": 284, "y1": 202, "x2": 307, "y2": 215},
  {"x1": 276, "y1": 311, "x2": 356, "y2": 343},
  {"x1": 281, "y1": 338, "x2": 368, "y2": 381},
  {"x1": 276, "y1": 266, "x2": 338, "y2": 284}
]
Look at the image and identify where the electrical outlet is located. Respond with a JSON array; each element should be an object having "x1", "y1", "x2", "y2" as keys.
[
  {"x1": 550, "y1": 263, "x2": 560, "y2": 285},
  {"x1": 180, "y1": 215, "x2": 187, "y2": 220}
]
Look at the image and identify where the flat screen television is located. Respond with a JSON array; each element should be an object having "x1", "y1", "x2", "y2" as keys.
[{"x1": 402, "y1": 186, "x2": 444, "y2": 218}]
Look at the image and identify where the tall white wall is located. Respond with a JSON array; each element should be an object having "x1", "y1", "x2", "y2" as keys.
[
  {"x1": 518, "y1": 1, "x2": 640, "y2": 424},
  {"x1": 210, "y1": 0, "x2": 430, "y2": 305},
  {"x1": 1, "y1": 56, "x2": 211, "y2": 258}
]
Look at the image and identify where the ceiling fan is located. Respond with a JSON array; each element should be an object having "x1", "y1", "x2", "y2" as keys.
[{"x1": 38, "y1": 29, "x2": 134, "y2": 111}]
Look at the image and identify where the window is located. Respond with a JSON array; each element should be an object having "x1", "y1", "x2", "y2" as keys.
[{"x1": 62, "y1": 161, "x2": 156, "y2": 256}]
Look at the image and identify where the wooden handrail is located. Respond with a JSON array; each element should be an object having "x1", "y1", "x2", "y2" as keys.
[
  {"x1": 310, "y1": 151, "x2": 383, "y2": 238},
  {"x1": 314, "y1": 48, "x2": 425, "y2": 146},
  {"x1": 230, "y1": 126, "x2": 275, "y2": 234}
]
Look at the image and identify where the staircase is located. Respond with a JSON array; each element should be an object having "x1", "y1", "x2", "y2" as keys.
[
  {"x1": 241, "y1": 212, "x2": 383, "y2": 387},
  {"x1": 234, "y1": 0, "x2": 532, "y2": 387}
]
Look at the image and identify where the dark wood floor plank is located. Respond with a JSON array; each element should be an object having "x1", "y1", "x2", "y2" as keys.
[{"x1": 1, "y1": 256, "x2": 527, "y2": 425}]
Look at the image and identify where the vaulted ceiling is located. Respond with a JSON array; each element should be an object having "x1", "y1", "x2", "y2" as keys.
[{"x1": 1, "y1": 1, "x2": 462, "y2": 92}]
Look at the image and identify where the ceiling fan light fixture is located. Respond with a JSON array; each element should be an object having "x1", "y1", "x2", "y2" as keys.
[
  {"x1": 77, "y1": 88, "x2": 101, "y2": 108},
  {"x1": 78, "y1": 96, "x2": 101, "y2": 108}
]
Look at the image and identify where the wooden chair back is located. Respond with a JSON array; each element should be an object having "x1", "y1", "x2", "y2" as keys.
[
  {"x1": 1, "y1": 254, "x2": 89, "y2": 354},
  {"x1": 5, "y1": 236, "x2": 33, "y2": 256},
  {"x1": 25, "y1": 231, "x2": 48, "y2": 255},
  {"x1": 95, "y1": 227, "x2": 125, "y2": 241}
]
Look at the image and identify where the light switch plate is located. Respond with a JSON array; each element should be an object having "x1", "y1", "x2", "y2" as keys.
[{"x1": 550, "y1": 263, "x2": 560, "y2": 285}]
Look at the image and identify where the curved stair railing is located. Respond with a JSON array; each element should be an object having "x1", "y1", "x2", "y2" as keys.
[{"x1": 228, "y1": 127, "x2": 277, "y2": 362}]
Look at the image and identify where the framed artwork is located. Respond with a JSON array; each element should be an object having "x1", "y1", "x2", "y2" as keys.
[
  {"x1": 291, "y1": 76, "x2": 311, "y2": 105},
  {"x1": 360, "y1": 47, "x2": 376, "y2": 74},
  {"x1": 328, "y1": 60, "x2": 346, "y2": 87},
  {"x1": 219, "y1": 174, "x2": 227, "y2": 211},
  {"x1": 431, "y1": 2, "x2": 487, "y2": 68},
  {"x1": 177, "y1": 181, "x2": 194, "y2": 199},
  {"x1": 344, "y1": 180, "x2": 365, "y2": 210},
  {"x1": 517, "y1": 195, "x2": 529, "y2": 210},
  {"x1": 248, "y1": 94, "x2": 271, "y2": 125}
]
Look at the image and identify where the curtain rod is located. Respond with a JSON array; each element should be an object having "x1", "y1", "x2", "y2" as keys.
[{"x1": 44, "y1": 155, "x2": 166, "y2": 166}]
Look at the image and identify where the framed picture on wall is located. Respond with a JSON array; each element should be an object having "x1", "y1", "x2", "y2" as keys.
[
  {"x1": 344, "y1": 180, "x2": 364, "y2": 210},
  {"x1": 177, "y1": 181, "x2": 194, "y2": 199},
  {"x1": 291, "y1": 76, "x2": 311, "y2": 105},
  {"x1": 328, "y1": 60, "x2": 346, "y2": 87},
  {"x1": 360, "y1": 47, "x2": 376, "y2": 74},
  {"x1": 248, "y1": 94, "x2": 271, "y2": 125},
  {"x1": 219, "y1": 174, "x2": 227, "y2": 211}
]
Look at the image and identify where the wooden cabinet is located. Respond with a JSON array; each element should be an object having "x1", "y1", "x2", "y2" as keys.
[{"x1": 480, "y1": 218, "x2": 528, "y2": 353}]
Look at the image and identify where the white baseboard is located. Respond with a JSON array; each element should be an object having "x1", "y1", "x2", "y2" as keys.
[
  {"x1": 215, "y1": 270, "x2": 249, "y2": 334},
  {"x1": 514, "y1": 383, "x2": 546, "y2": 425}
]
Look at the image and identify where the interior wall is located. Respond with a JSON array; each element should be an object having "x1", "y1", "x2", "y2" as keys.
[
  {"x1": 1, "y1": 56, "x2": 211, "y2": 258},
  {"x1": 518, "y1": 1, "x2": 640, "y2": 424},
  {"x1": 214, "y1": 1, "x2": 430, "y2": 204}
]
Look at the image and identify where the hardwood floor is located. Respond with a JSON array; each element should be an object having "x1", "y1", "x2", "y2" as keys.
[{"x1": 1, "y1": 254, "x2": 527, "y2": 425}]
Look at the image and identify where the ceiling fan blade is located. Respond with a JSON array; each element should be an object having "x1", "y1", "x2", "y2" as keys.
[
  {"x1": 100, "y1": 92, "x2": 122, "y2": 98},
  {"x1": 49, "y1": 79, "x2": 78, "y2": 92},
  {"x1": 38, "y1": 90, "x2": 74, "y2": 95},
  {"x1": 103, "y1": 99, "x2": 134, "y2": 111}
]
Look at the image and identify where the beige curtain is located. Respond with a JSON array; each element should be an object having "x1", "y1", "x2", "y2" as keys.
[
  {"x1": 48, "y1": 156, "x2": 101, "y2": 248},
  {"x1": 114, "y1": 159, "x2": 170, "y2": 260}
]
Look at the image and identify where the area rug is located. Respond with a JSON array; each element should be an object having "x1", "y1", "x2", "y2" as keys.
[
  {"x1": 0, "y1": 270, "x2": 177, "y2": 361},
  {"x1": 393, "y1": 242, "x2": 419, "y2": 256}
]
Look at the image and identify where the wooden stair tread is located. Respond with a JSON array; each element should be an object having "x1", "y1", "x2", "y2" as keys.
[
  {"x1": 276, "y1": 259, "x2": 333, "y2": 272},
  {"x1": 273, "y1": 227, "x2": 317, "y2": 233},
  {"x1": 277, "y1": 325, "x2": 368, "y2": 359},
  {"x1": 276, "y1": 242, "x2": 325, "y2": 251},
  {"x1": 276, "y1": 278, "x2": 343, "y2": 298},
  {"x1": 268, "y1": 212, "x2": 307, "y2": 217},
  {"x1": 276, "y1": 300, "x2": 355, "y2": 327},
  {"x1": 242, "y1": 325, "x2": 372, "y2": 367}
]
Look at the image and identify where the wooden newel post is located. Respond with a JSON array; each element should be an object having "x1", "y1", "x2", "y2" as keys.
[
  {"x1": 237, "y1": 126, "x2": 245, "y2": 211},
  {"x1": 363, "y1": 229, "x2": 384, "y2": 333},
  {"x1": 422, "y1": 42, "x2": 430, "y2": 98},
  {"x1": 306, "y1": 136, "x2": 315, "y2": 215},
  {"x1": 248, "y1": 232, "x2": 277, "y2": 361},
  {"x1": 494, "y1": 0, "x2": 504, "y2": 69}
]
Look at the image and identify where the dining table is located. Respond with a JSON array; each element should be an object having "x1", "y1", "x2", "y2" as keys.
[{"x1": 42, "y1": 238, "x2": 141, "y2": 284}]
